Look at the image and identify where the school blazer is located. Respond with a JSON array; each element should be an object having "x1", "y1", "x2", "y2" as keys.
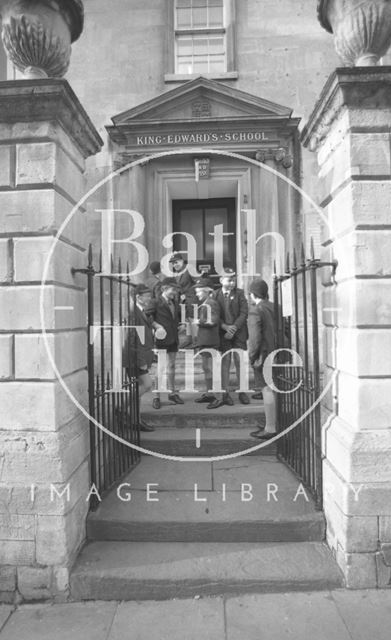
[
  {"x1": 214, "y1": 287, "x2": 249, "y2": 343},
  {"x1": 122, "y1": 306, "x2": 155, "y2": 370},
  {"x1": 197, "y1": 297, "x2": 220, "y2": 349},
  {"x1": 148, "y1": 296, "x2": 180, "y2": 348},
  {"x1": 175, "y1": 270, "x2": 195, "y2": 296},
  {"x1": 247, "y1": 299, "x2": 276, "y2": 366}
]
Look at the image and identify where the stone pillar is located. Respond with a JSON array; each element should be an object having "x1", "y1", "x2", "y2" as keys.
[
  {"x1": 302, "y1": 67, "x2": 391, "y2": 589},
  {"x1": 0, "y1": 79, "x2": 102, "y2": 603}
]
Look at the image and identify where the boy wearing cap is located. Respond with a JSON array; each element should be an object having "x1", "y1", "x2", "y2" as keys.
[
  {"x1": 145, "y1": 261, "x2": 163, "y2": 299},
  {"x1": 192, "y1": 276, "x2": 220, "y2": 406},
  {"x1": 122, "y1": 283, "x2": 155, "y2": 432},
  {"x1": 210, "y1": 269, "x2": 250, "y2": 409},
  {"x1": 248, "y1": 278, "x2": 277, "y2": 440},
  {"x1": 169, "y1": 252, "x2": 197, "y2": 347},
  {"x1": 148, "y1": 278, "x2": 184, "y2": 407},
  {"x1": 169, "y1": 253, "x2": 195, "y2": 302}
]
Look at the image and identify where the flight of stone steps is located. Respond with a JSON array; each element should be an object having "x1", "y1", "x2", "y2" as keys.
[
  {"x1": 69, "y1": 351, "x2": 343, "y2": 601},
  {"x1": 70, "y1": 457, "x2": 343, "y2": 601}
]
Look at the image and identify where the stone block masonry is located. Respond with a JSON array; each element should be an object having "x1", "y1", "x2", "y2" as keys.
[
  {"x1": 0, "y1": 80, "x2": 102, "y2": 603},
  {"x1": 302, "y1": 68, "x2": 391, "y2": 589}
]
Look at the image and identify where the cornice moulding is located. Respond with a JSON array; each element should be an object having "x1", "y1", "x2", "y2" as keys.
[{"x1": 0, "y1": 79, "x2": 103, "y2": 158}]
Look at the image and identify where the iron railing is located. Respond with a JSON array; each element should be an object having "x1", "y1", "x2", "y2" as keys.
[
  {"x1": 73, "y1": 246, "x2": 141, "y2": 510},
  {"x1": 273, "y1": 240, "x2": 337, "y2": 510}
]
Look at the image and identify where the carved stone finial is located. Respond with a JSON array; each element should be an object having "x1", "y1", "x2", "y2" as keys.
[
  {"x1": 0, "y1": 0, "x2": 84, "y2": 79},
  {"x1": 317, "y1": 0, "x2": 391, "y2": 66}
]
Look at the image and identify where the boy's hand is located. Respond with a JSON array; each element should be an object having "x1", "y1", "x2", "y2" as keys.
[{"x1": 225, "y1": 325, "x2": 237, "y2": 339}]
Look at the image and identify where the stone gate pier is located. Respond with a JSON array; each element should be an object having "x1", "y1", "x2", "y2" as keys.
[
  {"x1": 0, "y1": 79, "x2": 102, "y2": 602},
  {"x1": 302, "y1": 67, "x2": 391, "y2": 588}
]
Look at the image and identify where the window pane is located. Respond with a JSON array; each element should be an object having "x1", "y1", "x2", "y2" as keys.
[
  {"x1": 205, "y1": 209, "x2": 229, "y2": 260},
  {"x1": 193, "y1": 38, "x2": 208, "y2": 53},
  {"x1": 209, "y1": 6, "x2": 224, "y2": 27},
  {"x1": 177, "y1": 8, "x2": 192, "y2": 27},
  {"x1": 177, "y1": 59, "x2": 194, "y2": 74},
  {"x1": 193, "y1": 58, "x2": 209, "y2": 73},
  {"x1": 176, "y1": 209, "x2": 203, "y2": 257},
  {"x1": 208, "y1": 37, "x2": 224, "y2": 53},
  {"x1": 193, "y1": 0, "x2": 207, "y2": 7},
  {"x1": 193, "y1": 7, "x2": 207, "y2": 27},
  {"x1": 177, "y1": 38, "x2": 193, "y2": 55},
  {"x1": 177, "y1": 0, "x2": 191, "y2": 7},
  {"x1": 209, "y1": 56, "x2": 225, "y2": 72}
]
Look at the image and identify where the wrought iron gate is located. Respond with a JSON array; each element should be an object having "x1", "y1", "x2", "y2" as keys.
[
  {"x1": 73, "y1": 247, "x2": 141, "y2": 510},
  {"x1": 273, "y1": 241, "x2": 337, "y2": 510}
]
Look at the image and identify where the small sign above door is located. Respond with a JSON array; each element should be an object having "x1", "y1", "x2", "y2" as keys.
[{"x1": 195, "y1": 158, "x2": 210, "y2": 181}]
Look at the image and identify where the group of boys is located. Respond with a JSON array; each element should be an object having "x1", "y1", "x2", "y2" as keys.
[{"x1": 123, "y1": 253, "x2": 277, "y2": 440}]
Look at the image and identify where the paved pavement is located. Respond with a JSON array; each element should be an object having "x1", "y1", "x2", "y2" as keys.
[{"x1": 1, "y1": 590, "x2": 391, "y2": 639}]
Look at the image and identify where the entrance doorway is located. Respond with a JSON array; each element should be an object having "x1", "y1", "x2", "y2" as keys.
[{"x1": 172, "y1": 198, "x2": 236, "y2": 280}]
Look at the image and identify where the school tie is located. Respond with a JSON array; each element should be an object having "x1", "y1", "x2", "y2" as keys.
[{"x1": 223, "y1": 292, "x2": 234, "y2": 324}]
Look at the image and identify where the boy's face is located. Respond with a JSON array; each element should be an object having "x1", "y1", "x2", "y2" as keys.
[
  {"x1": 172, "y1": 258, "x2": 184, "y2": 272},
  {"x1": 195, "y1": 287, "x2": 209, "y2": 301},
  {"x1": 220, "y1": 275, "x2": 236, "y2": 291},
  {"x1": 163, "y1": 286, "x2": 177, "y2": 300},
  {"x1": 137, "y1": 291, "x2": 152, "y2": 308}
]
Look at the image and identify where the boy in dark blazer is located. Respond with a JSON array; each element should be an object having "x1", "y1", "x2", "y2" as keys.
[
  {"x1": 169, "y1": 252, "x2": 197, "y2": 347},
  {"x1": 122, "y1": 283, "x2": 155, "y2": 432},
  {"x1": 168, "y1": 252, "x2": 195, "y2": 301},
  {"x1": 148, "y1": 278, "x2": 184, "y2": 408},
  {"x1": 192, "y1": 276, "x2": 220, "y2": 406},
  {"x1": 248, "y1": 278, "x2": 277, "y2": 440},
  {"x1": 210, "y1": 268, "x2": 250, "y2": 409},
  {"x1": 145, "y1": 261, "x2": 163, "y2": 299}
]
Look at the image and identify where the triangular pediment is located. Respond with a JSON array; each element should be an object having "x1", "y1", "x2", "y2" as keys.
[{"x1": 112, "y1": 76, "x2": 293, "y2": 125}]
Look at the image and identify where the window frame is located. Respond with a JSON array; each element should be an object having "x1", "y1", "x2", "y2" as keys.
[
  {"x1": 174, "y1": 0, "x2": 226, "y2": 32},
  {"x1": 164, "y1": 0, "x2": 237, "y2": 83},
  {"x1": 175, "y1": 32, "x2": 227, "y2": 76},
  {"x1": 174, "y1": 0, "x2": 227, "y2": 75}
]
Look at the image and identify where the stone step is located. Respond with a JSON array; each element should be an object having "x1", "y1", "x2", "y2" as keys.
[
  {"x1": 70, "y1": 541, "x2": 343, "y2": 601},
  {"x1": 141, "y1": 393, "x2": 265, "y2": 429},
  {"x1": 141, "y1": 428, "x2": 276, "y2": 457},
  {"x1": 87, "y1": 458, "x2": 325, "y2": 544}
]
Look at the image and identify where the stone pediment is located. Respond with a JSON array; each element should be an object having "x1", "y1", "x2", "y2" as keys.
[
  {"x1": 111, "y1": 76, "x2": 293, "y2": 126},
  {"x1": 107, "y1": 77, "x2": 300, "y2": 153}
]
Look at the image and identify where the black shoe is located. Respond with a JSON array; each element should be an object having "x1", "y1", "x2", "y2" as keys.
[
  {"x1": 258, "y1": 432, "x2": 276, "y2": 440},
  {"x1": 152, "y1": 397, "x2": 161, "y2": 410},
  {"x1": 250, "y1": 428, "x2": 265, "y2": 439},
  {"x1": 139, "y1": 419, "x2": 155, "y2": 433},
  {"x1": 207, "y1": 398, "x2": 225, "y2": 409},
  {"x1": 252, "y1": 392, "x2": 263, "y2": 400},
  {"x1": 223, "y1": 393, "x2": 234, "y2": 406},
  {"x1": 239, "y1": 392, "x2": 250, "y2": 405},
  {"x1": 169, "y1": 393, "x2": 184, "y2": 405},
  {"x1": 195, "y1": 394, "x2": 216, "y2": 404}
]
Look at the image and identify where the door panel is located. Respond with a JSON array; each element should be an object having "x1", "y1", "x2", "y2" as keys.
[{"x1": 172, "y1": 198, "x2": 236, "y2": 277}]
